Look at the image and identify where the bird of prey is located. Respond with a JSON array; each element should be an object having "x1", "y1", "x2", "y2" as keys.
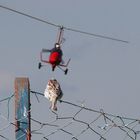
[{"x1": 44, "y1": 79, "x2": 63, "y2": 111}]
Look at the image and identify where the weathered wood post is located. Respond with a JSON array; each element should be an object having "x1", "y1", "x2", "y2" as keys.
[{"x1": 15, "y1": 77, "x2": 31, "y2": 140}]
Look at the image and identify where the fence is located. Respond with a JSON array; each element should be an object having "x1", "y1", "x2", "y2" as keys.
[{"x1": 0, "y1": 78, "x2": 140, "y2": 140}]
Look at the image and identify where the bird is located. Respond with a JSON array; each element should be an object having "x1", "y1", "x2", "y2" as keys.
[{"x1": 44, "y1": 78, "x2": 63, "y2": 111}]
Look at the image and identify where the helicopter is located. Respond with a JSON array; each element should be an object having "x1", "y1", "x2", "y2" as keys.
[{"x1": 38, "y1": 27, "x2": 71, "y2": 75}]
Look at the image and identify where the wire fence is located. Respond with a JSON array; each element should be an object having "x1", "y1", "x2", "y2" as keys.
[{"x1": 0, "y1": 90, "x2": 140, "y2": 140}]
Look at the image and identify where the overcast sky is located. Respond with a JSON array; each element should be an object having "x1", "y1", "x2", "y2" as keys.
[{"x1": 0, "y1": 1, "x2": 140, "y2": 140}]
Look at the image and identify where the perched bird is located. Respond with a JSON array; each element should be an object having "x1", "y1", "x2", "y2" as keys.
[{"x1": 44, "y1": 79, "x2": 63, "y2": 111}]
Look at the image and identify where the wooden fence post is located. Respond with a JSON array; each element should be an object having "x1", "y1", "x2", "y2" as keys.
[{"x1": 15, "y1": 77, "x2": 31, "y2": 140}]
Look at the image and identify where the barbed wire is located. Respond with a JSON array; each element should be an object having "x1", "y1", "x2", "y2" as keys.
[
  {"x1": 30, "y1": 90, "x2": 140, "y2": 140},
  {"x1": 0, "y1": 94, "x2": 14, "y2": 120},
  {"x1": 0, "y1": 91, "x2": 140, "y2": 140},
  {"x1": 0, "y1": 107, "x2": 30, "y2": 139}
]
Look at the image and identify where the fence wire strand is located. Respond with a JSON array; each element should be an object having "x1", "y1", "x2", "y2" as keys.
[{"x1": 0, "y1": 90, "x2": 140, "y2": 140}]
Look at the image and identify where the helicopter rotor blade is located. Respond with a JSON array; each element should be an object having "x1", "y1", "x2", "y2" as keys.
[{"x1": 0, "y1": 4, "x2": 129, "y2": 43}]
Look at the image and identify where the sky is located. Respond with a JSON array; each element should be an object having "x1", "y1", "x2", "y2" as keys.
[{"x1": 0, "y1": 0, "x2": 140, "y2": 140}]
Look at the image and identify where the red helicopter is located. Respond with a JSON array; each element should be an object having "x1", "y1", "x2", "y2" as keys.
[{"x1": 38, "y1": 27, "x2": 71, "y2": 75}]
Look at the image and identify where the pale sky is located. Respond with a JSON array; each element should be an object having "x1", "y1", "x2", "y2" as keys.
[{"x1": 0, "y1": 0, "x2": 140, "y2": 140}]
